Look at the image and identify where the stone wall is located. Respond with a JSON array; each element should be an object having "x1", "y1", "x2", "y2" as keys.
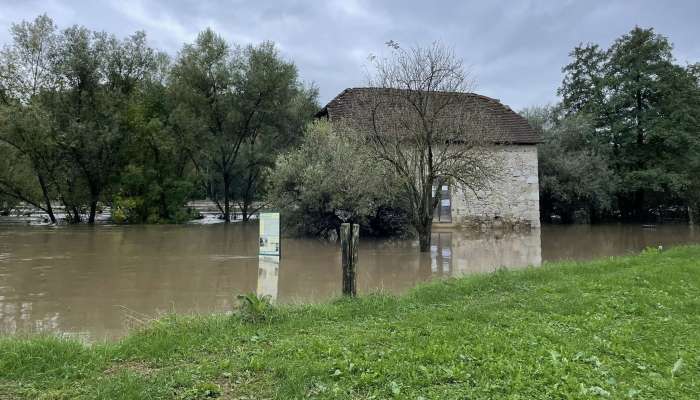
[{"x1": 450, "y1": 145, "x2": 540, "y2": 229}]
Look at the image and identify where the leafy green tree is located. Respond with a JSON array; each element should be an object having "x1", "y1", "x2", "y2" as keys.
[
  {"x1": 229, "y1": 43, "x2": 317, "y2": 221},
  {"x1": 2, "y1": 15, "x2": 317, "y2": 225},
  {"x1": 689, "y1": 64, "x2": 700, "y2": 223},
  {"x1": 116, "y1": 67, "x2": 196, "y2": 223},
  {"x1": 43, "y1": 27, "x2": 159, "y2": 223},
  {"x1": 171, "y1": 32, "x2": 315, "y2": 222},
  {"x1": 558, "y1": 44, "x2": 608, "y2": 119},
  {"x1": 663, "y1": 62, "x2": 700, "y2": 223},
  {"x1": 0, "y1": 140, "x2": 45, "y2": 214},
  {"x1": 232, "y1": 94, "x2": 318, "y2": 221},
  {"x1": 559, "y1": 27, "x2": 700, "y2": 221},
  {"x1": 170, "y1": 30, "x2": 249, "y2": 222},
  {"x1": 606, "y1": 27, "x2": 678, "y2": 216},
  {"x1": 0, "y1": 14, "x2": 62, "y2": 222},
  {"x1": 268, "y1": 120, "x2": 405, "y2": 237},
  {"x1": 524, "y1": 106, "x2": 617, "y2": 222}
]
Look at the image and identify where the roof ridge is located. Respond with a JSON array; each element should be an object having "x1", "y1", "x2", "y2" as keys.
[
  {"x1": 317, "y1": 88, "x2": 540, "y2": 144},
  {"x1": 343, "y1": 87, "x2": 504, "y2": 104}
]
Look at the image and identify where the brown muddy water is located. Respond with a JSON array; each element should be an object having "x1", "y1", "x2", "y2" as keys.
[{"x1": 0, "y1": 223, "x2": 698, "y2": 340}]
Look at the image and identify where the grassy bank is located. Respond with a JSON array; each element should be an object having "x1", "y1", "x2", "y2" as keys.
[{"x1": 2, "y1": 247, "x2": 699, "y2": 399}]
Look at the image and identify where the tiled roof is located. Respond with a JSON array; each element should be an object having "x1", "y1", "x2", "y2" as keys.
[{"x1": 316, "y1": 88, "x2": 540, "y2": 144}]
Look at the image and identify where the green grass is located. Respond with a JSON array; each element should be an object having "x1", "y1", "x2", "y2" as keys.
[{"x1": 2, "y1": 246, "x2": 700, "y2": 399}]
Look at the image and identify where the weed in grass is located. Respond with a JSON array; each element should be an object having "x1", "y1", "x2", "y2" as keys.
[
  {"x1": 235, "y1": 293, "x2": 275, "y2": 323},
  {"x1": 182, "y1": 381, "x2": 221, "y2": 398}
]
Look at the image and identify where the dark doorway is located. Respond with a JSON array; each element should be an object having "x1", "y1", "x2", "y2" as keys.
[{"x1": 433, "y1": 183, "x2": 452, "y2": 223}]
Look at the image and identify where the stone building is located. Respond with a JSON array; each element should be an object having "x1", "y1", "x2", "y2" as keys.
[{"x1": 316, "y1": 88, "x2": 541, "y2": 229}]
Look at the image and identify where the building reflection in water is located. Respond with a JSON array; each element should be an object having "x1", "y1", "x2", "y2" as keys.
[
  {"x1": 431, "y1": 232, "x2": 453, "y2": 275},
  {"x1": 258, "y1": 227, "x2": 542, "y2": 303}
]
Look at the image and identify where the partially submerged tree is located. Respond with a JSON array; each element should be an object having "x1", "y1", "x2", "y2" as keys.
[
  {"x1": 0, "y1": 14, "x2": 61, "y2": 223},
  {"x1": 524, "y1": 106, "x2": 617, "y2": 223},
  {"x1": 559, "y1": 27, "x2": 700, "y2": 221},
  {"x1": 1, "y1": 14, "x2": 316, "y2": 225},
  {"x1": 117, "y1": 56, "x2": 196, "y2": 224},
  {"x1": 171, "y1": 32, "x2": 313, "y2": 222},
  {"x1": 268, "y1": 120, "x2": 404, "y2": 237},
  {"x1": 232, "y1": 85, "x2": 319, "y2": 222},
  {"x1": 230, "y1": 44, "x2": 318, "y2": 222},
  {"x1": 668, "y1": 62, "x2": 700, "y2": 224},
  {"x1": 354, "y1": 41, "x2": 501, "y2": 251},
  {"x1": 45, "y1": 27, "x2": 159, "y2": 223},
  {"x1": 0, "y1": 140, "x2": 47, "y2": 214}
]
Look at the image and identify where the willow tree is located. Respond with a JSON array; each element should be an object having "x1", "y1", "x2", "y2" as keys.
[
  {"x1": 355, "y1": 42, "x2": 501, "y2": 251},
  {"x1": 46, "y1": 27, "x2": 158, "y2": 223},
  {"x1": 171, "y1": 30, "x2": 313, "y2": 222},
  {"x1": 0, "y1": 14, "x2": 61, "y2": 223},
  {"x1": 230, "y1": 43, "x2": 317, "y2": 222}
]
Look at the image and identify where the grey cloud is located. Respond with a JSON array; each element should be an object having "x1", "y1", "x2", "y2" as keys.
[{"x1": 0, "y1": 0, "x2": 698, "y2": 110}]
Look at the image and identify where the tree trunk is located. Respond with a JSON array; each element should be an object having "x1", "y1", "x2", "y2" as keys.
[
  {"x1": 690, "y1": 204, "x2": 696, "y2": 226},
  {"x1": 632, "y1": 190, "x2": 645, "y2": 221},
  {"x1": 418, "y1": 233, "x2": 430, "y2": 252},
  {"x1": 71, "y1": 206, "x2": 81, "y2": 224},
  {"x1": 417, "y1": 181, "x2": 437, "y2": 252},
  {"x1": 417, "y1": 217, "x2": 432, "y2": 252},
  {"x1": 37, "y1": 173, "x2": 57, "y2": 224},
  {"x1": 88, "y1": 200, "x2": 97, "y2": 224},
  {"x1": 223, "y1": 174, "x2": 230, "y2": 224},
  {"x1": 241, "y1": 201, "x2": 250, "y2": 222},
  {"x1": 159, "y1": 191, "x2": 168, "y2": 221}
]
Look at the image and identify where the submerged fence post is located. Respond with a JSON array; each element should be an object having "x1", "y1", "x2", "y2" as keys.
[{"x1": 340, "y1": 223, "x2": 359, "y2": 296}]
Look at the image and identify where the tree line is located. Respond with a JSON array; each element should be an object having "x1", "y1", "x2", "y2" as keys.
[
  {"x1": 2, "y1": 17, "x2": 698, "y2": 232},
  {"x1": 525, "y1": 27, "x2": 700, "y2": 224},
  {"x1": 0, "y1": 15, "x2": 317, "y2": 224}
]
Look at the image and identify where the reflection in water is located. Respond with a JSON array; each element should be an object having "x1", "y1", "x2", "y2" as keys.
[
  {"x1": 257, "y1": 256, "x2": 279, "y2": 300},
  {"x1": 0, "y1": 223, "x2": 698, "y2": 340}
]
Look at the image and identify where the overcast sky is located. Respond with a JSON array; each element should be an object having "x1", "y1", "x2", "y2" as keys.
[{"x1": 1, "y1": 0, "x2": 698, "y2": 110}]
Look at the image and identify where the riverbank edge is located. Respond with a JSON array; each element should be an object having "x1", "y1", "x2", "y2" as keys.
[{"x1": 1, "y1": 245, "x2": 699, "y2": 399}]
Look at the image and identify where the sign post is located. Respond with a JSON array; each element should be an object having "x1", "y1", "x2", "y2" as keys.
[
  {"x1": 258, "y1": 212, "x2": 280, "y2": 256},
  {"x1": 257, "y1": 213, "x2": 280, "y2": 300}
]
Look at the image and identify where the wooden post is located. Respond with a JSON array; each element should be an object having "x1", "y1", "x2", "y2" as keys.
[
  {"x1": 341, "y1": 223, "x2": 359, "y2": 296},
  {"x1": 352, "y1": 223, "x2": 359, "y2": 278}
]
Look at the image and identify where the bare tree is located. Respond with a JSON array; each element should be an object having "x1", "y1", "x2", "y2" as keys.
[{"x1": 355, "y1": 41, "x2": 502, "y2": 251}]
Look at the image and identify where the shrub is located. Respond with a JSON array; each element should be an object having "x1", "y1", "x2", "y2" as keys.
[
  {"x1": 268, "y1": 120, "x2": 408, "y2": 238},
  {"x1": 236, "y1": 293, "x2": 275, "y2": 323},
  {"x1": 111, "y1": 195, "x2": 144, "y2": 224}
]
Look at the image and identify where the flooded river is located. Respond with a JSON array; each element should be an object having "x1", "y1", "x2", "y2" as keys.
[{"x1": 1, "y1": 223, "x2": 698, "y2": 340}]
